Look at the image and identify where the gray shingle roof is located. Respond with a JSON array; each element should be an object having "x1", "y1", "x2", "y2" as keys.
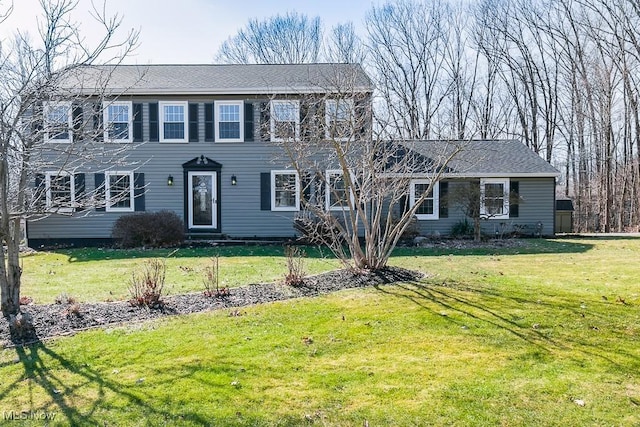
[
  {"x1": 401, "y1": 140, "x2": 560, "y2": 177},
  {"x1": 64, "y1": 63, "x2": 373, "y2": 95}
]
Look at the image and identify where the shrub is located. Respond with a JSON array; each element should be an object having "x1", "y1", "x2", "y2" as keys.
[
  {"x1": 202, "y1": 255, "x2": 230, "y2": 297},
  {"x1": 112, "y1": 210, "x2": 184, "y2": 248},
  {"x1": 128, "y1": 259, "x2": 166, "y2": 308},
  {"x1": 55, "y1": 292, "x2": 77, "y2": 305},
  {"x1": 284, "y1": 245, "x2": 306, "y2": 286},
  {"x1": 451, "y1": 219, "x2": 473, "y2": 238}
]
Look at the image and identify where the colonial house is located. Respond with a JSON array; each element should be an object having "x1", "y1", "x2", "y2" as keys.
[{"x1": 26, "y1": 63, "x2": 559, "y2": 247}]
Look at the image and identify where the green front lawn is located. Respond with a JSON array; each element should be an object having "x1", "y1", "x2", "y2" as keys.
[
  {"x1": 20, "y1": 245, "x2": 341, "y2": 304},
  {"x1": 1, "y1": 237, "x2": 639, "y2": 426}
]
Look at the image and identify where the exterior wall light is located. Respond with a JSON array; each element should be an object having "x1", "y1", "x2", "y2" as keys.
[
  {"x1": 167, "y1": 175, "x2": 174, "y2": 186},
  {"x1": 231, "y1": 175, "x2": 237, "y2": 186}
]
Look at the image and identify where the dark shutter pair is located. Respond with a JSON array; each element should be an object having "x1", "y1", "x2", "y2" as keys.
[
  {"x1": 94, "y1": 172, "x2": 145, "y2": 212},
  {"x1": 34, "y1": 173, "x2": 86, "y2": 211},
  {"x1": 205, "y1": 102, "x2": 255, "y2": 142},
  {"x1": 148, "y1": 102, "x2": 204, "y2": 142},
  {"x1": 399, "y1": 181, "x2": 449, "y2": 218}
]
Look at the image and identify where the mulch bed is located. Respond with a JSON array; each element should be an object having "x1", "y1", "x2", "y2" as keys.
[{"x1": 0, "y1": 267, "x2": 422, "y2": 348}]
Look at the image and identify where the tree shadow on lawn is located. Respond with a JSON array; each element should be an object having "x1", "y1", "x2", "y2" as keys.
[
  {"x1": 374, "y1": 280, "x2": 639, "y2": 373},
  {"x1": 0, "y1": 339, "x2": 213, "y2": 425},
  {"x1": 55, "y1": 238, "x2": 594, "y2": 263},
  {"x1": 53, "y1": 244, "x2": 336, "y2": 263}
]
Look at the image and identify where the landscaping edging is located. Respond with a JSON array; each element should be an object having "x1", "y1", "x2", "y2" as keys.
[{"x1": 1, "y1": 267, "x2": 422, "y2": 347}]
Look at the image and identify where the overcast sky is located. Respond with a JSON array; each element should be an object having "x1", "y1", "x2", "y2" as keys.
[{"x1": 0, "y1": 0, "x2": 374, "y2": 64}]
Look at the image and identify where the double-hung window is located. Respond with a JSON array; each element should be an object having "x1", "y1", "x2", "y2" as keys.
[
  {"x1": 325, "y1": 169, "x2": 353, "y2": 211},
  {"x1": 160, "y1": 101, "x2": 188, "y2": 142},
  {"x1": 103, "y1": 101, "x2": 133, "y2": 142},
  {"x1": 410, "y1": 179, "x2": 439, "y2": 220},
  {"x1": 270, "y1": 100, "x2": 300, "y2": 142},
  {"x1": 325, "y1": 99, "x2": 354, "y2": 140},
  {"x1": 271, "y1": 170, "x2": 300, "y2": 211},
  {"x1": 44, "y1": 101, "x2": 73, "y2": 143},
  {"x1": 480, "y1": 178, "x2": 510, "y2": 219},
  {"x1": 46, "y1": 172, "x2": 75, "y2": 211},
  {"x1": 105, "y1": 171, "x2": 134, "y2": 212},
  {"x1": 215, "y1": 101, "x2": 243, "y2": 142}
]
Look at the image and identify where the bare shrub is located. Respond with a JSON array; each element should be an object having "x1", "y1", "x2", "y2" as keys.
[
  {"x1": 128, "y1": 259, "x2": 166, "y2": 308},
  {"x1": 55, "y1": 293, "x2": 77, "y2": 305},
  {"x1": 202, "y1": 255, "x2": 230, "y2": 297},
  {"x1": 284, "y1": 245, "x2": 306, "y2": 286}
]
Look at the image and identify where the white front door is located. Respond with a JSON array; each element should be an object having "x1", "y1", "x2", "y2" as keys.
[{"x1": 188, "y1": 172, "x2": 217, "y2": 229}]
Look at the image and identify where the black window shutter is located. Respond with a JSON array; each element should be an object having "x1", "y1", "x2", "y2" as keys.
[
  {"x1": 74, "y1": 173, "x2": 85, "y2": 211},
  {"x1": 149, "y1": 103, "x2": 159, "y2": 142},
  {"x1": 301, "y1": 172, "x2": 312, "y2": 205},
  {"x1": 133, "y1": 103, "x2": 143, "y2": 141},
  {"x1": 244, "y1": 102, "x2": 254, "y2": 141},
  {"x1": 204, "y1": 103, "x2": 214, "y2": 142},
  {"x1": 32, "y1": 103, "x2": 43, "y2": 136},
  {"x1": 260, "y1": 172, "x2": 271, "y2": 210},
  {"x1": 134, "y1": 172, "x2": 145, "y2": 211},
  {"x1": 260, "y1": 101, "x2": 270, "y2": 141},
  {"x1": 35, "y1": 173, "x2": 45, "y2": 208},
  {"x1": 189, "y1": 103, "x2": 199, "y2": 142},
  {"x1": 399, "y1": 195, "x2": 409, "y2": 215},
  {"x1": 509, "y1": 181, "x2": 519, "y2": 218},
  {"x1": 72, "y1": 104, "x2": 83, "y2": 142},
  {"x1": 94, "y1": 173, "x2": 105, "y2": 212},
  {"x1": 93, "y1": 103, "x2": 103, "y2": 142},
  {"x1": 439, "y1": 181, "x2": 449, "y2": 218}
]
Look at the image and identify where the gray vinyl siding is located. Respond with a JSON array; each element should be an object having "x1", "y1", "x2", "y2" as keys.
[
  {"x1": 27, "y1": 96, "x2": 557, "y2": 241},
  {"x1": 413, "y1": 178, "x2": 556, "y2": 237},
  {"x1": 28, "y1": 97, "x2": 302, "y2": 240}
]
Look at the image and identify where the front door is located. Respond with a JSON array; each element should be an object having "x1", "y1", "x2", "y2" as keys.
[{"x1": 188, "y1": 172, "x2": 217, "y2": 229}]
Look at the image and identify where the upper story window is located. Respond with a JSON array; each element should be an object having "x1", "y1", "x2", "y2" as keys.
[
  {"x1": 105, "y1": 171, "x2": 134, "y2": 212},
  {"x1": 103, "y1": 101, "x2": 133, "y2": 142},
  {"x1": 325, "y1": 99, "x2": 354, "y2": 141},
  {"x1": 215, "y1": 101, "x2": 243, "y2": 142},
  {"x1": 270, "y1": 100, "x2": 300, "y2": 142},
  {"x1": 410, "y1": 179, "x2": 439, "y2": 220},
  {"x1": 44, "y1": 101, "x2": 72, "y2": 143},
  {"x1": 325, "y1": 169, "x2": 353, "y2": 211},
  {"x1": 46, "y1": 171, "x2": 75, "y2": 212},
  {"x1": 271, "y1": 170, "x2": 300, "y2": 211},
  {"x1": 480, "y1": 178, "x2": 510, "y2": 219},
  {"x1": 160, "y1": 101, "x2": 188, "y2": 143}
]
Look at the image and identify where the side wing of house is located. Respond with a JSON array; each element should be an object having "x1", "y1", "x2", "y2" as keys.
[{"x1": 408, "y1": 177, "x2": 557, "y2": 237}]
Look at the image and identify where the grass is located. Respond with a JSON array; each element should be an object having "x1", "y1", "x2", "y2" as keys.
[
  {"x1": 20, "y1": 245, "x2": 341, "y2": 304},
  {"x1": 1, "y1": 237, "x2": 639, "y2": 425}
]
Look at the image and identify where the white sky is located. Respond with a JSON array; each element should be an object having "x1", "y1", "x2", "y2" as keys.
[{"x1": 0, "y1": 0, "x2": 374, "y2": 64}]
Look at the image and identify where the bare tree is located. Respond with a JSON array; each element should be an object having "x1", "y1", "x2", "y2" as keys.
[
  {"x1": 215, "y1": 12, "x2": 322, "y2": 64},
  {"x1": 324, "y1": 22, "x2": 367, "y2": 64},
  {"x1": 0, "y1": 0, "x2": 139, "y2": 319},
  {"x1": 266, "y1": 67, "x2": 463, "y2": 270},
  {"x1": 365, "y1": 0, "x2": 452, "y2": 140}
]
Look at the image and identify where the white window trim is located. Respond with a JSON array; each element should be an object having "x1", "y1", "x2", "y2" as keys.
[
  {"x1": 159, "y1": 101, "x2": 189, "y2": 143},
  {"x1": 45, "y1": 171, "x2": 75, "y2": 212},
  {"x1": 103, "y1": 101, "x2": 133, "y2": 143},
  {"x1": 325, "y1": 98, "x2": 354, "y2": 141},
  {"x1": 214, "y1": 100, "x2": 244, "y2": 143},
  {"x1": 325, "y1": 169, "x2": 355, "y2": 211},
  {"x1": 44, "y1": 101, "x2": 73, "y2": 144},
  {"x1": 409, "y1": 179, "x2": 439, "y2": 220},
  {"x1": 270, "y1": 100, "x2": 300, "y2": 142},
  {"x1": 105, "y1": 171, "x2": 135, "y2": 212},
  {"x1": 271, "y1": 170, "x2": 300, "y2": 212},
  {"x1": 480, "y1": 178, "x2": 510, "y2": 219}
]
